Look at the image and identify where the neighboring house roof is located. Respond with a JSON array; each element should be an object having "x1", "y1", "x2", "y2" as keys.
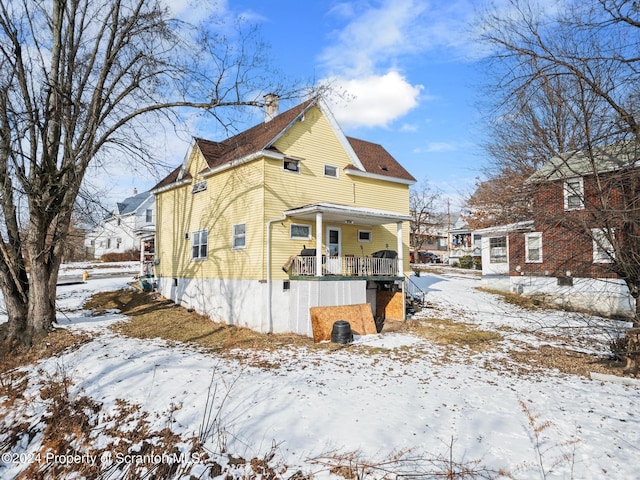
[
  {"x1": 474, "y1": 220, "x2": 534, "y2": 236},
  {"x1": 152, "y1": 97, "x2": 415, "y2": 191},
  {"x1": 115, "y1": 190, "x2": 153, "y2": 216},
  {"x1": 527, "y1": 144, "x2": 639, "y2": 183}
]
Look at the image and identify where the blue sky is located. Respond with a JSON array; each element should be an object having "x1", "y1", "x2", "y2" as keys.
[{"x1": 108, "y1": 0, "x2": 491, "y2": 212}]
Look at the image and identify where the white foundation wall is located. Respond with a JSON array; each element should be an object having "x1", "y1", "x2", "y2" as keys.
[
  {"x1": 155, "y1": 276, "x2": 369, "y2": 336},
  {"x1": 289, "y1": 280, "x2": 368, "y2": 336},
  {"x1": 156, "y1": 276, "x2": 292, "y2": 334},
  {"x1": 482, "y1": 274, "x2": 634, "y2": 318}
]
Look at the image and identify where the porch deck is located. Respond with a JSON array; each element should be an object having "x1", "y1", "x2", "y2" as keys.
[{"x1": 290, "y1": 255, "x2": 399, "y2": 279}]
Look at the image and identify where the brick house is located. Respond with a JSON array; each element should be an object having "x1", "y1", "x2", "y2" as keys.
[{"x1": 476, "y1": 149, "x2": 637, "y2": 318}]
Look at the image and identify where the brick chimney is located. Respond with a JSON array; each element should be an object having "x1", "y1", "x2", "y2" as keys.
[{"x1": 264, "y1": 93, "x2": 279, "y2": 123}]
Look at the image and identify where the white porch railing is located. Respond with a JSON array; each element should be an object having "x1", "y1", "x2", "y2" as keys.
[{"x1": 291, "y1": 255, "x2": 399, "y2": 277}]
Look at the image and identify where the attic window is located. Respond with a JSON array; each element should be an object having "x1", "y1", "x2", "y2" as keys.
[
  {"x1": 283, "y1": 158, "x2": 300, "y2": 173},
  {"x1": 380, "y1": 165, "x2": 389, "y2": 171},
  {"x1": 192, "y1": 180, "x2": 207, "y2": 194},
  {"x1": 324, "y1": 165, "x2": 338, "y2": 178}
]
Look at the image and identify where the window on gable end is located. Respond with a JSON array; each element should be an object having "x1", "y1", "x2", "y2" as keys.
[
  {"x1": 283, "y1": 158, "x2": 300, "y2": 173},
  {"x1": 525, "y1": 232, "x2": 542, "y2": 263},
  {"x1": 324, "y1": 165, "x2": 338, "y2": 178},
  {"x1": 564, "y1": 177, "x2": 584, "y2": 210},
  {"x1": 192, "y1": 180, "x2": 207, "y2": 194}
]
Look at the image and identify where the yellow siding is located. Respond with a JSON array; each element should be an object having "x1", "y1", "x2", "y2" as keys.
[
  {"x1": 156, "y1": 151, "x2": 265, "y2": 280},
  {"x1": 263, "y1": 104, "x2": 411, "y2": 279},
  {"x1": 157, "y1": 103, "x2": 412, "y2": 282}
]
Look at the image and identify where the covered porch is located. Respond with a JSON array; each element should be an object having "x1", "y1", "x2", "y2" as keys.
[{"x1": 283, "y1": 203, "x2": 412, "y2": 280}]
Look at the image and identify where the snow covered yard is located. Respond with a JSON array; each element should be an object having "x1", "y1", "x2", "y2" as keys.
[{"x1": 1, "y1": 268, "x2": 638, "y2": 479}]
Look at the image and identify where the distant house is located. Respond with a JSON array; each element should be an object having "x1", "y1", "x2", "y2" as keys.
[
  {"x1": 85, "y1": 189, "x2": 155, "y2": 262},
  {"x1": 448, "y1": 214, "x2": 480, "y2": 265},
  {"x1": 476, "y1": 149, "x2": 636, "y2": 318},
  {"x1": 151, "y1": 95, "x2": 416, "y2": 336}
]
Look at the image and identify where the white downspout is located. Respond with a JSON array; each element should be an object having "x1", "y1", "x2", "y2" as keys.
[{"x1": 266, "y1": 216, "x2": 287, "y2": 333}]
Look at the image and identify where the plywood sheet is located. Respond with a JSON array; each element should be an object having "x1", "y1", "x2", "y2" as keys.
[
  {"x1": 310, "y1": 303, "x2": 376, "y2": 343},
  {"x1": 376, "y1": 291, "x2": 404, "y2": 321}
]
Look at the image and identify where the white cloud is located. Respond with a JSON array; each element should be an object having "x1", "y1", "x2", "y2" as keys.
[
  {"x1": 324, "y1": 71, "x2": 422, "y2": 128},
  {"x1": 426, "y1": 142, "x2": 457, "y2": 153}
]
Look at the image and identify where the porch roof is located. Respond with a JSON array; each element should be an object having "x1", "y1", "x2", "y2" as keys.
[{"x1": 283, "y1": 203, "x2": 412, "y2": 226}]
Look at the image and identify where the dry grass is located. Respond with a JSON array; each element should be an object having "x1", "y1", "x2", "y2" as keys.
[
  {"x1": 84, "y1": 287, "x2": 320, "y2": 355},
  {"x1": 476, "y1": 287, "x2": 541, "y2": 310},
  {"x1": 0, "y1": 327, "x2": 92, "y2": 374},
  {"x1": 405, "y1": 318, "x2": 503, "y2": 350}
]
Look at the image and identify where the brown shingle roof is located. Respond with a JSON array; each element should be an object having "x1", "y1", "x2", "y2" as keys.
[
  {"x1": 346, "y1": 137, "x2": 416, "y2": 182},
  {"x1": 153, "y1": 98, "x2": 415, "y2": 191},
  {"x1": 196, "y1": 98, "x2": 314, "y2": 171}
]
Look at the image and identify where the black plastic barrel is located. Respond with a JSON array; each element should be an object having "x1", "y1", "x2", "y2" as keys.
[{"x1": 331, "y1": 320, "x2": 353, "y2": 344}]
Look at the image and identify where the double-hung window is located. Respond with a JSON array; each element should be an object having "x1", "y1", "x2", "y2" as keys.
[
  {"x1": 233, "y1": 223, "x2": 246, "y2": 249},
  {"x1": 592, "y1": 228, "x2": 614, "y2": 263},
  {"x1": 489, "y1": 237, "x2": 507, "y2": 263},
  {"x1": 564, "y1": 177, "x2": 584, "y2": 210},
  {"x1": 192, "y1": 229, "x2": 208, "y2": 260},
  {"x1": 525, "y1": 232, "x2": 542, "y2": 263}
]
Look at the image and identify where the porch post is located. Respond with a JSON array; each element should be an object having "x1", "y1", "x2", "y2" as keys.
[
  {"x1": 396, "y1": 221, "x2": 403, "y2": 275},
  {"x1": 316, "y1": 212, "x2": 323, "y2": 277}
]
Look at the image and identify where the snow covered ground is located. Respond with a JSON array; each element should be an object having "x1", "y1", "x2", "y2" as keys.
[{"x1": 1, "y1": 267, "x2": 639, "y2": 479}]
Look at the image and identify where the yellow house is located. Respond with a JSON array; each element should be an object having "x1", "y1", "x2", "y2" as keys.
[{"x1": 151, "y1": 95, "x2": 416, "y2": 336}]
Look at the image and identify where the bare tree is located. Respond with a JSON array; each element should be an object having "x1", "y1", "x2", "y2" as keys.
[
  {"x1": 0, "y1": 0, "x2": 305, "y2": 346},
  {"x1": 477, "y1": 0, "x2": 640, "y2": 320},
  {"x1": 409, "y1": 181, "x2": 442, "y2": 257}
]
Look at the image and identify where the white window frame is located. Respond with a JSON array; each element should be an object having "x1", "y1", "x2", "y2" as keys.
[
  {"x1": 564, "y1": 177, "x2": 584, "y2": 211},
  {"x1": 592, "y1": 228, "x2": 614, "y2": 263},
  {"x1": 283, "y1": 158, "x2": 300, "y2": 173},
  {"x1": 525, "y1": 232, "x2": 542, "y2": 263},
  {"x1": 489, "y1": 236, "x2": 507, "y2": 264},
  {"x1": 232, "y1": 223, "x2": 246, "y2": 249},
  {"x1": 358, "y1": 230, "x2": 372, "y2": 242},
  {"x1": 146, "y1": 209, "x2": 153, "y2": 223},
  {"x1": 191, "y1": 229, "x2": 208, "y2": 260},
  {"x1": 191, "y1": 180, "x2": 207, "y2": 194},
  {"x1": 324, "y1": 164, "x2": 339, "y2": 178},
  {"x1": 290, "y1": 223, "x2": 311, "y2": 240}
]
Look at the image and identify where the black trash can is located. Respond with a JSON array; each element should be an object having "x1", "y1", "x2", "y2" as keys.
[{"x1": 331, "y1": 320, "x2": 353, "y2": 344}]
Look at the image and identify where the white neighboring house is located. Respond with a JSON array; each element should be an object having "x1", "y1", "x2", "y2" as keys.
[{"x1": 85, "y1": 189, "x2": 155, "y2": 263}]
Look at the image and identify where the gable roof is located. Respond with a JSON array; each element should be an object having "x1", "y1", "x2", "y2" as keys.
[
  {"x1": 153, "y1": 97, "x2": 415, "y2": 191},
  {"x1": 345, "y1": 137, "x2": 415, "y2": 182},
  {"x1": 527, "y1": 144, "x2": 640, "y2": 183},
  {"x1": 115, "y1": 190, "x2": 152, "y2": 216}
]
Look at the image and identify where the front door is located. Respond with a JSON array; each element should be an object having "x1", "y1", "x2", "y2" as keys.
[{"x1": 326, "y1": 226, "x2": 342, "y2": 275}]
